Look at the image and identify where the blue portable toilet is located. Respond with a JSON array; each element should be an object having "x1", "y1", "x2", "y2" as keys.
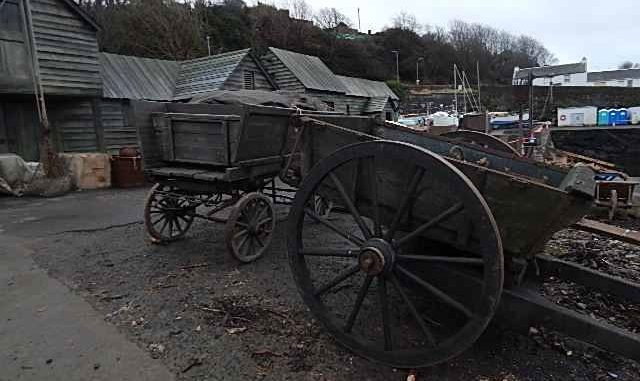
[
  {"x1": 598, "y1": 109, "x2": 610, "y2": 125},
  {"x1": 617, "y1": 108, "x2": 629, "y2": 125},
  {"x1": 609, "y1": 109, "x2": 619, "y2": 126}
]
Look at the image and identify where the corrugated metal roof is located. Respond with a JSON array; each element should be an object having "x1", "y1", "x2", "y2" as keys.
[
  {"x1": 173, "y1": 49, "x2": 251, "y2": 100},
  {"x1": 337, "y1": 75, "x2": 399, "y2": 100},
  {"x1": 100, "y1": 53, "x2": 180, "y2": 101},
  {"x1": 514, "y1": 62, "x2": 586, "y2": 79},
  {"x1": 588, "y1": 68, "x2": 640, "y2": 82},
  {"x1": 268, "y1": 47, "x2": 347, "y2": 93}
]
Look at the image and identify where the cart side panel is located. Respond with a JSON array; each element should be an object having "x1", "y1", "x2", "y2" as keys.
[
  {"x1": 232, "y1": 106, "x2": 293, "y2": 164},
  {"x1": 130, "y1": 100, "x2": 169, "y2": 170},
  {"x1": 378, "y1": 124, "x2": 567, "y2": 187},
  {"x1": 453, "y1": 162, "x2": 591, "y2": 257}
]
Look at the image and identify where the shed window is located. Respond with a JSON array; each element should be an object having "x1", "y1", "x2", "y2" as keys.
[
  {"x1": 323, "y1": 101, "x2": 335, "y2": 111},
  {"x1": 563, "y1": 74, "x2": 571, "y2": 83},
  {"x1": 628, "y1": 79, "x2": 634, "y2": 87},
  {"x1": 243, "y1": 70, "x2": 255, "y2": 90},
  {"x1": 385, "y1": 112, "x2": 392, "y2": 121}
]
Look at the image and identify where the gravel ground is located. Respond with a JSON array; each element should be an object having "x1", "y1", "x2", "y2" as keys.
[{"x1": 29, "y1": 209, "x2": 640, "y2": 380}]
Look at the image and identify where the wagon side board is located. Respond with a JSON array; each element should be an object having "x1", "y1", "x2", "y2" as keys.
[{"x1": 298, "y1": 116, "x2": 594, "y2": 259}]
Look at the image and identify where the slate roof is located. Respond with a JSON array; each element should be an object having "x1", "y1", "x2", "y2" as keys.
[
  {"x1": 514, "y1": 62, "x2": 586, "y2": 79},
  {"x1": 268, "y1": 47, "x2": 347, "y2": 93},
  {"x1": 173, "y1": 49, "x2": 252, "y2": 100},
  {"x1": 588, "y1": 68, "x2": 640, "y2": 82},
  {"x1": 100, "y1": 53, "x2": 180, "y2": 101},
  {"x1": 336, "y1": 75, "x2": 399, "y2": 100}
]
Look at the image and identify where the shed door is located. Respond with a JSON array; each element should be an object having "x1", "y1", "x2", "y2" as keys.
[
  {"x1": 569, "y1": 113, "x2": 584, "y2": 126},
  {"x1": 0, "y1": 102, "x2": 40, "y2": 161}
]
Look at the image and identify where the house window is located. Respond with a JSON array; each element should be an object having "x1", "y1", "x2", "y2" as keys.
[
  {"x1": 323, "y1": 101, "x2": 335, "y2": 111},
  {"x1": 243, "y1": 70, "x2": 255, "y2": 90},
  {"x1": 563, "y1": 74, "x2": 571, "y2": 83},
  {"x1": 628, "y1": 79, "x2": 634, "y2": 87}
]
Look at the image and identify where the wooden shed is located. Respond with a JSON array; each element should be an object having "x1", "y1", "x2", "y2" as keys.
[
  {"x1": 336, "y1": 75, "x2": 400, "y2": 121},
  {"x1": 260, "y1": 47, "x2": 357, "y2": 113},
  {"x1": 98, "y1": 49, "x2": 276, "y2": 152},
  {"x1": 260, "y1": 47, "x2": 397, "y2": 118},
  {"x1": 0, "y1": 0, "x2": 102, "y2": 160}
]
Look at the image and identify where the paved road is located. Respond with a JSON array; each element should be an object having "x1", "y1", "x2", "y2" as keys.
[{"x1": 0, "y1": 188, "x2": 174, "y2": 381}]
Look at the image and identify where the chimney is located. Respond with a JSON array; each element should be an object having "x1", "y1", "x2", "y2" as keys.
[{"x1": 368, "y1": 30, "x2": 372, "y2": 35}]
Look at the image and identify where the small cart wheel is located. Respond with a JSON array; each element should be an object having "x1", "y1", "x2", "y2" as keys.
[
  {"x1": 144, "y1": 183, "x2": 195, "y2": 243},
  {"x1": 288, "y1": 140, "x2": 504, "y2": 368},
  {"x1": 225, "y1": 192, "x2": 276, "y2": 263}
]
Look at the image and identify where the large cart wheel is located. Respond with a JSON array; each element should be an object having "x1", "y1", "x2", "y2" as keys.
[
  {"x1": 287, "y1": 140, "x2": 504, "y2": 368},
  {"x1": 144, "y1": 183, "x2": 195, "y2": 243},
  {"x1": 225, "y1": 192, "x2": 276, "y2": 263}
]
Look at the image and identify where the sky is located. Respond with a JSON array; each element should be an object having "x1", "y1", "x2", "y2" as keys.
[{"x1": 269, "y1": 0, "x2": 640, "y2": 71}]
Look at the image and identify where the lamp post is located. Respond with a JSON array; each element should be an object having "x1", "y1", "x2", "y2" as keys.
[
  {"x1": 416, "y1": 57, "x2": 424, "y2": 85},
  {"x1": 391, "y1": 50, "x2": 399, "y2": 83}
]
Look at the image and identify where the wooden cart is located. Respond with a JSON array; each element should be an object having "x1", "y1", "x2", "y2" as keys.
[
  {"x1": 134, "y1": 101, "x2": 295, "y2": 262},
  {"x1": 132, "y1": 101, "x2": 639, "y2": 368}
]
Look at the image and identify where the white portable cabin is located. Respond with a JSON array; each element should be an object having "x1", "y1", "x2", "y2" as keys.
[
  {"x1": 557, "y1": 106, "x2": 598, "y2": 127},
  {"x1": 628, "y1": 106, "x2": 640, "y2": 125}
]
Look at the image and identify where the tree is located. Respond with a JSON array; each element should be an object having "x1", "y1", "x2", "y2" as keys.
[
  {"x1": 619, "y1": 61, "x2": 640, "y2": 69},
  {"x1": 392, "y1": 12, "x2": 421, "y2": 33},
  {"x1": 314, "y1": 7, "x2": 352, "y2": 29}
]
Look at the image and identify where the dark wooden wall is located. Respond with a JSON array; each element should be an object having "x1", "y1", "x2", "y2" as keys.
[
  {"x1": 260, "y1": 50, "x2": 306, "y2": 92},
  {"x1": 0, "y1": 100, "x2": 41, "y2": 161},
  {"x1": 0, "y1": 0, "x2": 33, "y2": 93},
  {"x1": 223, "y1": 55, "x2": 274, "y2": 92},
  {"x1": 30, "y1": 0, "x2": 101, "y2": 96},
  {"x1": 0, "y1": 0, "x2": 101, "y2": 96}
]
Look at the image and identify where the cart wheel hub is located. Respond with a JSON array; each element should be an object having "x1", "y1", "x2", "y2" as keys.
[{"x1": 358, "y1": 239, "x2": 395, "y2": 276}]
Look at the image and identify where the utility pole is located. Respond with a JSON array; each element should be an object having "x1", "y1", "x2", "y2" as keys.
[
  {"x1": 416, "y1": 57, "x2": 424, "y2": 85},
  {"x1": 206, "y1": 35, "x2": 211, "y2": 56},
  {"x1": 357, "y1": 8, "x2": 361, "y2": 32},
  {"x1": 392, "y1": 50, "x2": 399, "y2": 83},
  {"x1": 453, "y1": 64, "x2": 458, "y2": 114},
  {"x1": 476, "y1": 60, "x2": 482, "y2": 112}
]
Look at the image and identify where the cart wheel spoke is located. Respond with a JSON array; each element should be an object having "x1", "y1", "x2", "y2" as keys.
[
  {"x1": 369, "y1": 156, "x2": 382, "y2": 237},
  {"x1": 378, "y1": 276, "x2": 392, "y2": 351},
  {"x1": 158, "y1": 217, "x2": 170, "y2": 234},
  {"x1": 304, "y1": 207, "x2": 364, "y2": 246},
  {"x1": 256, "y1": 217, "x2": 273, "y2": 228},
  {"x1": 254, "y1": 233, "x2": 265, "y2": 248},
  {"x1": 384, "y1": 167, "x2": 425, "y2": 241},
  {"x1": 173, "y1": 216, "x2": 183, "y2": 233},
  {"x1": 394, "y1": 202, "x2": 464, "y2": 248},
  {"x1": 168, "y1": 218, "x2": 175, "y2": 237},
  {"x1": 233, "y1": 229, "x2": 249, "y2": 240},
  {"x1": 314, "y1": 265, "x2": 360, "y2": 297},
  {"x1": 390, "y1": 274, "x2": 436, "y2": 346},
  {"x1": 397, "y1": 255, "x2": 484, "y2": 265},
  {"x1": 344, "y1": 275, "x2": 374, "y2": 333},
  {"x1": 300, "y1": 249, "x2": 359, "y2": 258},
  {"x1": 396, "y1": 265, "x2": 472, "y2": 318},
  {"x1": 329, "y1": 172, "x2": 372, "y2": 239},
  {"x1": 237, "y1": 233, "x2": 250, "y2": 251}
]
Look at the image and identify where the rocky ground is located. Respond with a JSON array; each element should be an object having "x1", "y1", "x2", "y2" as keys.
[{"x1": 25, "y1": 202, "x2": 640, "y2": 381}]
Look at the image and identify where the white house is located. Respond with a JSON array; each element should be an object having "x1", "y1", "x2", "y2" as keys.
[
  {"x1": 587, "y1": 69, "x2": 640, "y2": 87},
  {"x1": 514, "y1": 59, "x2": 640, "y2": 87},
  {"x1": 513, "y1": 60, "x2": 588, "y2": 86}
]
